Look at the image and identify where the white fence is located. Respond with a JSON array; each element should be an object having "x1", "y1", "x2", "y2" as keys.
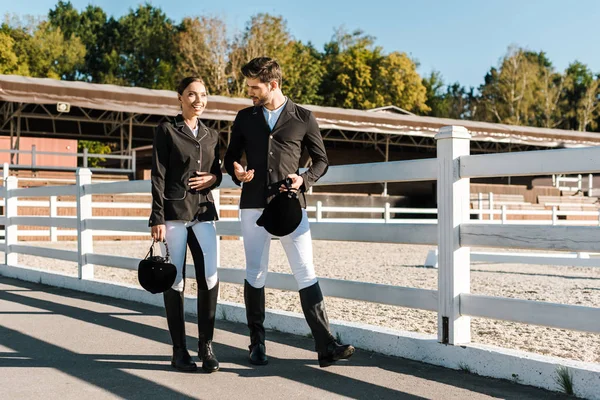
[
  {"x1": 0, "y1": 147, "x2": 136, "y2": 176},
  {"x1": 1, "y1": 125, "x2": 599, "y2": 343}
]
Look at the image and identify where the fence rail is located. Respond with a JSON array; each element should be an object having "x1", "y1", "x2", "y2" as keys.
[
  {"x1": 2, "y1": 126, "x2": 600, "y2": 350},
  {"x1": 0, "y1": 147, "x2": 136, "y2": 176}
]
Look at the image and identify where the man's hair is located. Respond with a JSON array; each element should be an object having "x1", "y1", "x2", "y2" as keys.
[
  {"x1": 176, "y1": 76, "x2": 206, "y2": 95},
  {"x1": 241, "y1": 57, "x2": 282, "y2": 87}
]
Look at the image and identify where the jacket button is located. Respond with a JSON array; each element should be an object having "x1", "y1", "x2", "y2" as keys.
[
  {"x1": 270, "y1": 135, "x2": 273, "y2": 139},
  {"x1": 268, "y1": 185, "x2": 272, "y2": 189},
  {"x1": 197, "y1": 160, "x2": 200, "y2": 163},
  {"x1": 269, "y1": 151, "x2": 273, "y2": 155},
  {"x1": 268, "y1": 168, "x2": 273, "y2": 172},
  {"x1": 196, "y1": 145, "x2": 200, "y2": 148}
]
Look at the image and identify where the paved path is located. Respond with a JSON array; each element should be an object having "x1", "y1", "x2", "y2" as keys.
[{"x1": 0, "y1": 277, "x2": 572, "y2": 400}]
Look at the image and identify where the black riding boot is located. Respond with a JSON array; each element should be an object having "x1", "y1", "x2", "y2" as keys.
[
  {"x1": 299, "y1": 282, "x2": 355, "y2": 367},
  {"x1": 244, "y1": 280, "x2": 268, "y2": 365},
  {"x1": 163, "y1": 289, "x2": 197, "y2": 372},
  {"x1": 197, "y1": 281, "x2": 220, "y2": 372}
]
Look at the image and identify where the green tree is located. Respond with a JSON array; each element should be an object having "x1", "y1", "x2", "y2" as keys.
[
  {"x1": 78, "y1": 140, "x2": 112, "y2": 168},
  {"x1": 562, "y1": 62, "x2": 595, "y2": 130},
  {"x1": 283, "y1": 41, "x2": 325, "y2": 104},
  {"x1": 48, "y1": 2, "x2": 120, "y2": 83},
  {"x1": 2, "y1": 17, "x2": 85, "y2": 79},
  {"x1": 116, "y1": 4, "x2": 177, "y2": 89},
  {"x1": 423, "y1": 71, "x2": 449, "y2": 117},
  {"x1": 576, "y1": 77, "x2": 600, "y2": 131},
  {"x1": 228, "y1": 13, "x2": 295, "y2": 96},
  {"x1": 372, "y1": 51, "x2": 428, "y2": 113},
  {"x1": 478, "y1": 46, "x2": 541, "y2": 125},
  {"x1": 176, "y1": 16, "x2": 230, "y2": 95},
  {"x1": 320, "y1": 29, "x2": 428, "y2": 111},
  {"x1": 0, "y1": 32, "x2": 22, "y2": 74}
]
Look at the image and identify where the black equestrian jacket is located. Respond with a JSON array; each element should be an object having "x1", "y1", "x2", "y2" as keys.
[
  {"x1": 149, "y1": 115, "x2": 222, "y2": 226},
  {"x1": 224, "y1": 99, "x2": 328, "y2": 209}
]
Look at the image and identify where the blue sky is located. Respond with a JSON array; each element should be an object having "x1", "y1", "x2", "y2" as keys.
[{"x1": 2, "y1": 0, "x2": 599, "y2": 89}]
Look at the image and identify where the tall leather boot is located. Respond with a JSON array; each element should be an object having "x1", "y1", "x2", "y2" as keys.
[
  {"x1": 244, "y1": 280, "x2": 268, "y2": 365},
  {"x1": 197, "y1": 281, "x2": 220, "y2": 372},
  {"x1": 163, "y1": 289, "x2": 197, "y2": 372},
  {"x1": 299, "y1": 282, "x2": 355, "y2": 368}
]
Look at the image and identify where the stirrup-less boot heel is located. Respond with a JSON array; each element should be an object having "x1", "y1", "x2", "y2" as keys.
[
  {"x1": 299, "y1": 282, "x2": 355, "y2": 367},
  {"x1": 244, "y1": 280, "x2": 268, "y2": 365},
  {"x1": 163, "y1": 289, "x2": 197, "y2": 372},
  {"x1": 197, "y1": 281, "x2": 220, "y2": 372}
]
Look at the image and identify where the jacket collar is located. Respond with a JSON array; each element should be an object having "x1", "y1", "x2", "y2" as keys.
[
  {"x1": 173, "y1": 114, "x2": 209, "y2": 141},
  {"x1": 254, "y1": 98, "x2": 301, "y2": 132}
]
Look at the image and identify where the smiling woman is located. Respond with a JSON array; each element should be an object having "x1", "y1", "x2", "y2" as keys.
[{"x1": 148, "y1": 76, "x2": 223, "y2": 373}]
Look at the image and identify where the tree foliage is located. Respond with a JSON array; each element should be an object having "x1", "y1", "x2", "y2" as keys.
[{"x1": 2, "y1": 4, "x2": 599, "y2": 133}]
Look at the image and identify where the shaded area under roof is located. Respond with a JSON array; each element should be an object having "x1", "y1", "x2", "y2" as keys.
[{"x1": 2, "y1": 74, "x2": 600, "y2": 147}]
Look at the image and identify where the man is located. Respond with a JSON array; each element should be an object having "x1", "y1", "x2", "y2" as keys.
[{"x1": 224, "y1": 57, "x2": 355, "y2": 368}]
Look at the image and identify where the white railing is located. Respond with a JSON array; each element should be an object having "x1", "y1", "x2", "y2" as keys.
[
  {"x1": 1, "y1": 126, "x2": 599, "y2": 348},
  {"x1": 0, "y1": 147, "x2": 136, "y2": 176},
  {"x1": 552, "y1": 173, "x2": 594, "y2": 196}
]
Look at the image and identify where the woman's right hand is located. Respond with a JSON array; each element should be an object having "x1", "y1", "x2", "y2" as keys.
[{"x1": 151, "y1": 224, "x2": 166, "y2": 242}]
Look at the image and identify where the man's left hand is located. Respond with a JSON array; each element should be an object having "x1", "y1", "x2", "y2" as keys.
[{"x1": 280, "y1": 174, "x2": 303, "y2": 192}]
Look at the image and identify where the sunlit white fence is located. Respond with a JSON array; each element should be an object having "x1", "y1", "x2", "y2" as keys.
[{"x1": 1, "y1": 126, "x2": 599, "y2": 347}]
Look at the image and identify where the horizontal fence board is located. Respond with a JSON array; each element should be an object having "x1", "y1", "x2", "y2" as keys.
[
  {"x1": 461, "y1": 224, "x2": 600, "y2": 252},
  {"x1": 85, "y1": 218, "x2": 149, "y2": 233},
  {"x1": 82, "y1": 254, "x2": 437, "y2": 311},
  {"x1": 215, "y1": 220, "x2": 242, "y2": 237},
  {"x1": 315, "y1": 159, "x2": 437, "y2": 185},
  {"x1": 9, "y1": 245, "x2": 78, "y2": 262},
  {"x1": 461, "y1": 147, "x2": 600, "y2": 178},
  {"x1": 11, "y1": 216, "x2": 78, "y2": 229},
  {"x1": 461, "y1": 293, "x2": 600, "y2": 333},
  {"x1": 319, "y1": 278, "x2": 438, "y2": 311},
  {"x1": 471, "y1": 251, "x2": 600, "y2": 267},
  {"x1": 215, "y1": 221, "x2": 438, "y2": 244},
  {"x1": 84, "y1": 180, "x2": 150, "y2": 195},
  {"x1": 12, "y1": 185, "x2": 77, "y2": 197},
  {"x1": 311, "y1": 222, "x2": 438, "y2": 244},
  {"x1": 86, "y1": 254, "x2": 140, "y2": 270}
]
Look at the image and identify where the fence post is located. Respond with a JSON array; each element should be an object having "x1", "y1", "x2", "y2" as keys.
[
  {"x1": 478, "y1": 192, "x2": 483, "y2": 220},
  {"x1": 488, "y1": 192, "x2": 494, "y2": 221},
  {"x1": 435, "y1": 125, "x2": 471, "y2": 345},
  {"x1": 131, "y1": 149, "x2": 137, "y2": 179},
  {"x1": 589, "y1": 174, "x2": 593, "y2": 197},
  {"x1": 4, "y1": 176, "x2": 18, "y2": 266},
  {"x1": 384, "y1": 202, "x2": 390, "y2": 223},
  {"x1": 316, "y1": 201, "x2": 323, "y2": 222},
  {"x1": 83, "y1": 148, "x2": 88, "y2": 168},
  {"x1": 49, "y1": 196, "x2": 58, "y2": 242},
  {"x1": 76, "y1": 168, "x2": 93, "y2": 279},
  {"x1": 31, "y1": 145, "x2": 36, "y2": 169},
  {"x1": 552, "y1": 206, "x2": 558, "y2": 226},
  {"x1": 501, "y1": 205, "x2": 507, "y2": 224}
]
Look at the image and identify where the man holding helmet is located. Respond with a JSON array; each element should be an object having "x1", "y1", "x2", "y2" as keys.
[{"x1": 224, "y1": 57, "x2": 355, "y2": 368}]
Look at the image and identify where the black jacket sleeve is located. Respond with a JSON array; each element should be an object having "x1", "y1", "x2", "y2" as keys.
[
  {"x1": 300, "y1": 112, "x2": 328, "y2": 191},
  {"x1": 149, "y1": 125, "x2": 169, "y2": 226},
  {"x1": 224, "y1": 113, "x2": 244, "y2": 186}
]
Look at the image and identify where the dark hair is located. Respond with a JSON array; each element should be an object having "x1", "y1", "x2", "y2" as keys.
[
  {"x1": 241, "y1": 57, "x2": 282, "y2": 86},
  {"x1": 176, "y1": 76, "x2": 206, "y2": 95}
]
